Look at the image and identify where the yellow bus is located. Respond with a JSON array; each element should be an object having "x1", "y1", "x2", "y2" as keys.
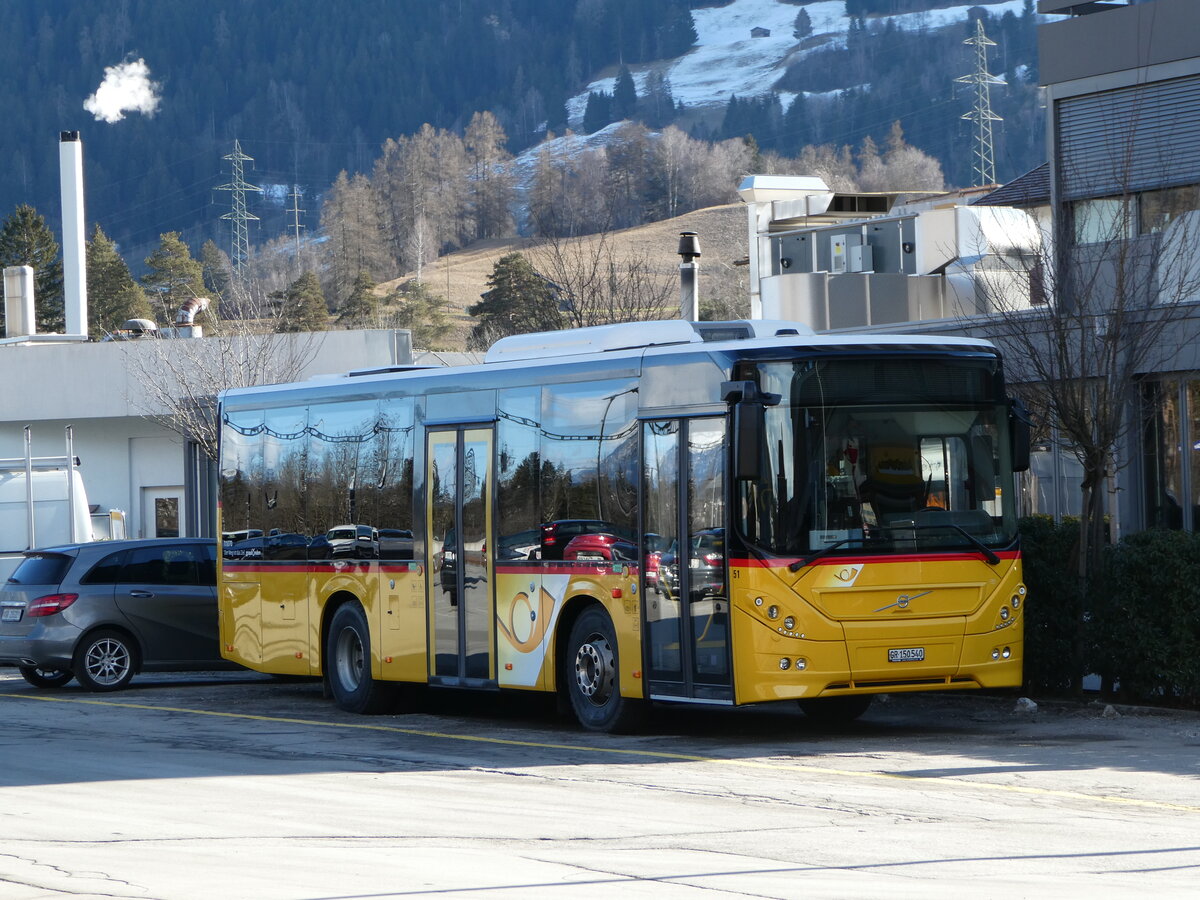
[{"x1": 217, "y1": 319, "x2": 1029, "y2": 731}]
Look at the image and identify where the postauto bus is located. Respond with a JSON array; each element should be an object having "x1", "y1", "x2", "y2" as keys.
[{"x1": 217, "y1": 319, "x2": 1029, "y2": 731}]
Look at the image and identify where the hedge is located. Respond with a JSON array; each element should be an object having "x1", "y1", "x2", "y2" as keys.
[{"x1": 1019, "y1": 516, "x2": 1200, "y2": 707}]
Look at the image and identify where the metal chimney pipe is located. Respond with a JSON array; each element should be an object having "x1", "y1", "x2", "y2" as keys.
[
  {"x1": 65, "y1": 425, "x2": 77, "y2": 543},
  {"x1": 24, "y1": 426, "x2": 35, "y2": 550},
  {"x1": 677, "y1": 231, "x2": 701, "y2": 321},
  {"x1": 59, "y1": 131, "x2": 88, "y2": 337}
]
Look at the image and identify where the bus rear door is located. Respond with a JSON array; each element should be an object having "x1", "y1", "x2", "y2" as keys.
[{"x1": 426, "y1": 426, "x2": 495, "y2": 686}]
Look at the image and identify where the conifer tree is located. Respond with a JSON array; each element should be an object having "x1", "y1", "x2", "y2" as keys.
[
  {"x1": 274, "y1": 271, "x2": 328, "y2": 333},
  {"x1": 0, "y1": 204, "x2": 64, "y2": 334},
  {"x1": 337, "y1": 271, "x2": 378, "y2": 326},
  {"x1": 782, "y1": 93, "x2": 811, "y2": 156},
  {"x1": 467, "y1": 252, "x2": 562, "y2": 349},
  {"x1": 613, "y1": 65, "x2": 637, "y2": 120},
  {"x1": 142, "y1": 232, "x2": 205, "y2": 324},
  {"x1": 794, "y1": 9, "x2": 813, "y2": 39},
  {"x1": 200, "y1": 239, "x2": 233, "y2": 308},
  {"x1": 384, "y1": 280, "x2": 453, "y2": 349},
  {"x1": 582, "y1": 91, "x2": 613, "y2": 134},
  {"x1": 86, "y1": 224, "x2": 151, "y2": 338}
]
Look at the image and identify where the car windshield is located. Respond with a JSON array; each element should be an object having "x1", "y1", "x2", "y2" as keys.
[{"x1": 738, "y1": 356, "x2": 1018, "y2": 558}]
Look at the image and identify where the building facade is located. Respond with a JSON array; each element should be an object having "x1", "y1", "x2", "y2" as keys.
[
  {"x1": 0, "y1": 329, "x2": 414, "y2": 545},
  {"x1": 1040, "y1": 0, "x2": 1200, "y2": 534}
]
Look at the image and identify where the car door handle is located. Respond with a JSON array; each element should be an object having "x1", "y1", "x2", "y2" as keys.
[{"x1": 129, "y1": 590, "x2": 155, "y2": 598}]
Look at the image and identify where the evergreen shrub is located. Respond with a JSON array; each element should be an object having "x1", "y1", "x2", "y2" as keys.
[
  {"x1": 1018, "y1": 518, "x2": 1200, "y2": 706},
  {"x1": 1097, "y1": 529, "x2": 1200, "y2": 706},
  {"x1": 1018, "y1": 516, "x2": 1083, "y2": 692}
]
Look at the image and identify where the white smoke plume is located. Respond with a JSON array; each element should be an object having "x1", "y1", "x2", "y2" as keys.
[{"x1": 84, "y1": 58, "x2": 162, "y2": 123}]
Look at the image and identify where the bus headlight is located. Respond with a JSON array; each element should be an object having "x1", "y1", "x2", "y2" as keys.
[
  {"x1": 779, "y1": 657, "x2": 791, "y2": 670},
  {"x1": 1011, "y1": 595, "x2": 1021, "y2": 609},
  {"x1": 1002, "y1": 646, "x2": 1011, "y2": 659},
  {"x1": 783, "y1": 616, "x2": 795, "y2": 630},
  {"x1": 794, "y1": 658, "x2": 807, "y2": 671},
  {"x1": 999, "y1": 606, "x2": 1010, "y2": 621},
  {"x1": 992, "y1": 648, "x2": 1000, "y2": 660},
  {"x1": 767, "y1": 605, "x2": 779, "y2": 620}
]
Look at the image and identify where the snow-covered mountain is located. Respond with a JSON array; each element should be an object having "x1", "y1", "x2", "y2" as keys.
[{"x1": 567, "y1": 0, "x2": 1039, "y2": 123}]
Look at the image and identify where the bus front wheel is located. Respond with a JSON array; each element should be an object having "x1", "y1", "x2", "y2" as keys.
[
  {"x1": 565, "y1": 606, "x2": 643, "y2": 733},
  {"x1": 326, "y1": 603, "x2": 395, "y2": 715}
]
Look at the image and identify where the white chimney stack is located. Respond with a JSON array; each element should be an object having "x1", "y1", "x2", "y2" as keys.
[{"x1": 59, "y1": 131, "x2": 88, "y2": 337}]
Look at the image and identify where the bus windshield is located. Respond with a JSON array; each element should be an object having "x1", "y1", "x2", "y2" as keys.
[{"x1": 738, "y1": 356, "x2": 1018, "y2": 558}]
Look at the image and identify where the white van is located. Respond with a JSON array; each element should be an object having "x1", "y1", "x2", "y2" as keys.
[{"x1": 0, "y1": 459, "x2": 95, "y2": 583}]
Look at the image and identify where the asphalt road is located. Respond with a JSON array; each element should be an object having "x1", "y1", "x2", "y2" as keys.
[{"x1": 2, "y1": 669, "x2": 1199, "y2": 899}]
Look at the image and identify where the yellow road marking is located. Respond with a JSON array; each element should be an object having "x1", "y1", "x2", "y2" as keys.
[{"x1": 4, "y1": 690, "x2": 1198, "y2": 814}]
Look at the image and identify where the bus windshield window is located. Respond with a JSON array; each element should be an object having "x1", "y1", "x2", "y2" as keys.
[{"x1": 738, "y1": 357, "x2": 1018, "y2": 557}]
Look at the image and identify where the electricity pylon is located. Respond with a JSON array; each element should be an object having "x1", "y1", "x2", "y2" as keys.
[
  {"x1": 287, "y1": 185, "x2": 305, "y2": 255},
  {"x1": 956, "y1": 19, "x2": 1004, "y2": 187},
  {"x1": 216, "y1": 139, "x2": 262, "y2": 277}
]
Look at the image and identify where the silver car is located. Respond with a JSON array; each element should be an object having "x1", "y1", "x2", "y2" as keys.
[{"x1": 0, "y1": 538, "x2": 231, "y2": 691}]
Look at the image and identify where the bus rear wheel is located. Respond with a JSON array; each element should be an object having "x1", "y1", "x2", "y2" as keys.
[
  {"x1": 326, "y1": 603, "x2": 395, "y2": 714},
  {"x1": 565, "y1": 606, "x2": 643, "y2": 733},
  {"x1": 798, "y1": 695, "x2": 873, "y2": 724}
]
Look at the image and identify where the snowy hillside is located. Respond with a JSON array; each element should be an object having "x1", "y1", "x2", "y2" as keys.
[{"x1": 567, "y1": 0, "x2": 1037, "y2": 124}]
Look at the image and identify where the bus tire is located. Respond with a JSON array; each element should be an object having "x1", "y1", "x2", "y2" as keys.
[
  {"x1": 326, "y1": 603, "x2": 395, "y2": 715},
  {"x1": 798, "y1": 695, "x2": 873, "y2": 724},
  {"x1": 565, "y1": 606, "x2": 643, "y2": 733}
]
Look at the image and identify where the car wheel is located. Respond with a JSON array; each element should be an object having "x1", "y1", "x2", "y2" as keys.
[
  {"x1": 325, "y1": 602, "x2": 395, "y2": 714},
  {"x1": 564, "y1": 606, "x2": 644, "y2": 733},
  {"x1": 798, "y1": 695, "x2": 873, "y2": 724},
  {"x1": 74, "y1": 629, "x2": 137, "y2": 692},
  {"x1": 18, "y1": 665, "x2": 73, "y2": 689}
]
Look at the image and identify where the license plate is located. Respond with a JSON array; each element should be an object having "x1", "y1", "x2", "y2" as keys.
[
  {"x1": 888, "y1": 647, "x2": 925, "y2": 662},
  {"x1": 1, "y1": 607, "x2": 21, "y2": 623}
]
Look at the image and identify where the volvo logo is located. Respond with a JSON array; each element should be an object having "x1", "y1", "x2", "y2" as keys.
[{"x1": 875, "y1": 590, "x2": 931, "y2": 613}]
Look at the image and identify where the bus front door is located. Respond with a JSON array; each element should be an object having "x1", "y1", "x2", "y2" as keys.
[
  {"x1": 426, "y1": 427, "x2": 495, "y2": 686},
  {"x1": 642, "y1": 417, "x2": 732, "y2": 703}
]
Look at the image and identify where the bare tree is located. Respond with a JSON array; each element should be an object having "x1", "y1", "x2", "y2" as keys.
[
  {"x1": 373, "y1": 125, "x2": 471, "y2": 273},
  {"x1": 320, "y1": 171, "x2": 393, "y2": 305},
  {"x1": 465, "y1": 111, "x2": 516, "y2": 240},
  {"x1": 529, "y1": 224, "x2": 675, "y2": 328},
  {"x1": 123, "y1": 311, "x2": 322, "y2": 461}
]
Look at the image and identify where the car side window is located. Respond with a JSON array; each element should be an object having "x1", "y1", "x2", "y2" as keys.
[
  {"x1": 121, "y1": 545, "x2": 204, "y2": 586},
  {"x1": 198, "y1": 543, "x2": 217, "y2": 585},
  {"x1": 81, "y1": 550, "x2": 128, "y2": 585}
]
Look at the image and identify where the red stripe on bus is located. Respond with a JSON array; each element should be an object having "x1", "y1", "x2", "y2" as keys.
[{"x1": 729, "y1": 550, "x2": 1020, "y2": 568}]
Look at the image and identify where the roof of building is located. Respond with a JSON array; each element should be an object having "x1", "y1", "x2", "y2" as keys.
[{"x1": 971, "y1": 163, "x2": 1051, "y2": 208}]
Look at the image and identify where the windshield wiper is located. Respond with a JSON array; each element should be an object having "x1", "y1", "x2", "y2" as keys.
[
  {"x1": 789, "y1": 537, "x2": 870, "y2": 572},
  {"x1": 881, "y1": 521, "x2": 1001, "y2": 566}
]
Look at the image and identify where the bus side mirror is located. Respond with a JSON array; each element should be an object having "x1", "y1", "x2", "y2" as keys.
[
  {"x1": 722, "y1": 380, "x2": 779, "y2": 482},
  {"x1": 732, "y1": 401, "x2": 765, "y2": 481},
  {"x1": 1009, "y1": 398, "x2": 1031, "y2": 472}
]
